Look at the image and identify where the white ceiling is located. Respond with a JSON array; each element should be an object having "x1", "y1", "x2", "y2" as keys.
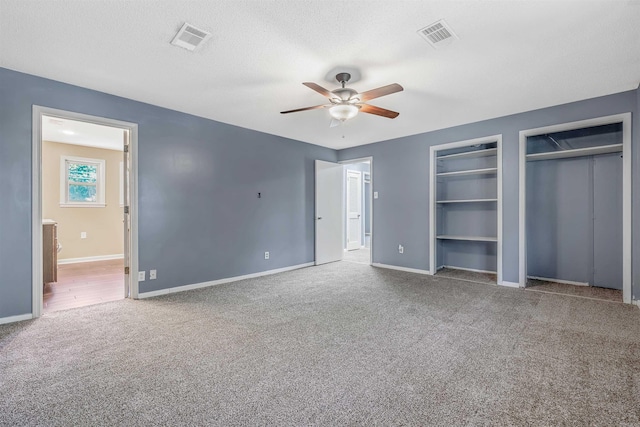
[
  {"x1": 42, "y1": 116, "x2": 124, "y2": 151},
  {"x1": 2, "y1": 1, "x2": 639, "y2": 150}
]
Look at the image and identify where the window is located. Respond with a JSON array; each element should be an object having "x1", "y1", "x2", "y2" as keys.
[{"x1": 60, "y1": 156, "x2": 106, "y2": 207}]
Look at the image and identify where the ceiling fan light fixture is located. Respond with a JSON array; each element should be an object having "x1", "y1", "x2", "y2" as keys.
[{"x1": 329, "y1": 104, "x2": 358, "y2": 121}]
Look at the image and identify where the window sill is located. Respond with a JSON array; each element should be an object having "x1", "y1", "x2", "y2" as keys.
[{"x1": 59, "y1": 203, "x2": 106, "y2": 208}]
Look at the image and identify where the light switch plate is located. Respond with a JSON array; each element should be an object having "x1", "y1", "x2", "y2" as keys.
[
  {"x1": 80, "y1": 232, "x2": 87, "y2": 239},
  {"x1": 374, "y1": 192, "x2": 379, "y2": 199},
  {"x1": 149, "y1": 269, "x2": 157, "y2": 280}
]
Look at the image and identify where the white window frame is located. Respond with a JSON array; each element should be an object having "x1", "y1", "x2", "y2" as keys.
[{"x1": 60, "y1": 155, "x2": 106, "y2": 207}]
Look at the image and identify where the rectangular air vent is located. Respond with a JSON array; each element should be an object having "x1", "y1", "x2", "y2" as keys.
[
  {"x1": 171, "y1": 23, "x2": 211, "y2": 51},
  {"x1": 417, "y1": 19, "x2": 458, "y2": 48}
]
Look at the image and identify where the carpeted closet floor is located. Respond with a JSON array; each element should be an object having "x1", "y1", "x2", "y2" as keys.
[{"x1": 1, "y1": 261, "x2": 639, "y2": 426}]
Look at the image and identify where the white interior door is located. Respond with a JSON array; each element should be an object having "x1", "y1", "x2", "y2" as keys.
[
  {"x1": 346, "y1": 170, "x2": 362, "y2": 251},
  {"x1": 315, "y1": 160, "x2": 343, "y2": 265}
]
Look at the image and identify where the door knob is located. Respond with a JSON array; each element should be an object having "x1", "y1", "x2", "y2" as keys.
[{"x1": 317, "y1": 217, "x2": 322, "y2": 220}]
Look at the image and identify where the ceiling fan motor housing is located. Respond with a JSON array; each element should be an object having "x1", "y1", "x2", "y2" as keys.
[{"x1": 331, "y1": 88, "x2": 358, "y2": 102}]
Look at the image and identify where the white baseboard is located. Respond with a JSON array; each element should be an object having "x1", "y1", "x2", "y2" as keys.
[
  {"x1": 0, "y1": 313, "x2": 33, "y2": 325},
  {"x1": 499, "y1": 281, "x2": 520, "y2": 288},
  {"x1": 633, "y1": 300, "x2": 640, "y2": 309},
  {"x1": 138, "y1": 262, "x2": 314, "y2": 299},
  {"x1": 527, "y1": 276, "x2": 588, "y2": 286},
  {"x1": 372, "y1": 263, "x2": 431, "y2": 275},
  {"x1": 443, "y1": 265, "x2": 497, "y2": 274},
  {"x1": 58, "y1": 254, "x2": 124, "y2": 265}
]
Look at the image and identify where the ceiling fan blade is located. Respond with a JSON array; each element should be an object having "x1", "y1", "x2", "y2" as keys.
[
  {"x1": 303, "y1": 82, "x2": 339, "y2": 100},
  {"x1": 329, "y1": 118, "x2": 342, "y2": 128},
  {"x1": 280, "y1": 104, "x2": 327, "y2": 114},
  {"x1": 359, "y1": 104, "x2": 400, "y2": 119},
  {"x1": 358, "y1": 83, "x2": 403, "y2": 102}
]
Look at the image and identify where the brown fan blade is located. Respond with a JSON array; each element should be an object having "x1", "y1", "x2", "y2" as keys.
[
  {"x1": 358, "y1": 83, "x2": 403, "y2": 102},
  {"x1": 302, "y1": 82, "x2": 339, "y2": 100},
  {"x1": 359, "y1": 104, "x2": 400, "y2": 119},
  {"x1": 280, "y1": 104, "x2": 326, "y2": 114}
]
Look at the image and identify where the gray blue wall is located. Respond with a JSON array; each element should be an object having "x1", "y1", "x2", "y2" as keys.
[
  {"x1": 0, "y1": 67, "x2": 337, "y2": 318},
  {"x1": 1, "y1": 66, "x2": 638, "y2": 320},
  {"x1": 338, "y1": 89, "x2": 639, "y2": 299}
]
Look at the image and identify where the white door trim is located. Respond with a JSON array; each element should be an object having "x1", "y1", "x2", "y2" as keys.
[
  {"x1": 339, "y1": 157, "x2": 374, "y2": 265},
  {"x1": 518, "y1": 113, "x2": 632, "y2": 303},
  {"x1": 429, "y1": 135, "x2": 503, "y2": 284},
  {"x1": 32, "y1": 106, "x2": 139, "y2": 318}
]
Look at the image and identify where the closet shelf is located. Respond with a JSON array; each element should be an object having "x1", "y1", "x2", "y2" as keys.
[
  {"x1": 436, "y1": 198, "x2": 497, "y2": 204},
  {"x1": 437, "y1": 235, "x2": 498, "y2": 242},
  {"x1": 437, "y1": 148, "x2": 497, "y2": 160},
  {"x1": 526, "y1": 144, "x2": 622, "y2": 161},
  {"x1": 437, "y1": 167, "x2": 497, "y2": 177}
]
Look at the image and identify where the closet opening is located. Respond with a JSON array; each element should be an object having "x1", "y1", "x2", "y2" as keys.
[
  {"x1": 429, "y1": 135, "x2": 503, "y2": 285},
  {"x1": 519, "y1": 113, "x2": 631, "y2": 303}
]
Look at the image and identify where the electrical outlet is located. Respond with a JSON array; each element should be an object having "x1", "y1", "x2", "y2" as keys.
[
  {"x1": 138, "y1": 271, "x2": 145, "y2": 281},
  {"x1": 80, "y1": 232, "x2": 87, "y2": 239},
  {"x1": 399, "y1": 245, "x2": 404, "y2": 254},
  {"x1": 149, "y1": 269, "x2": 157, "y2": 280},
  {"x1": 264, "y1": 251, "x2": 270, "y2": 260}
]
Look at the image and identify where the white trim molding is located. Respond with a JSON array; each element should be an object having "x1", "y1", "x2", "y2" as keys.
[
  {"x1": 499, "y1": 281, "x2": 521, "y2": 289},
  {"x1": 138, "y1": 262, "x2": 314, "y2": 299},
  {"x1": 527, "y1": 276, "x2": 589, "y2": 287},
  {"x1": 0, "y1": 313, "x2": 33, "y2": 325},
  {"x1": 57, "y1": 254, "x2": 124, "y2": 265},
  {"x1": 371, "y1": 263, "x2": 431, "y2": 275},
  {"x1": 518, "y1": 113, "x2": 632, "y2": 304}
]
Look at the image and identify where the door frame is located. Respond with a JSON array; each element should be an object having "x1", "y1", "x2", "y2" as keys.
[
  {"x1": 339, "y1": 157, "x2": 374, "y2": 265},
  {"x1": 518, "y1": 112, "x2": 632, "y2": 303},
  {"x1": 32, "y1": 106, "x2": 139, "y2": 318},
  {"x1": 346, "y1": 169, "x2": 363, "y2": 251}
]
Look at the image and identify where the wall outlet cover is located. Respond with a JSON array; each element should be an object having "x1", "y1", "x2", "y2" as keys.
[
  {"x1": 265, "y1": 251, "x2": 270, "y2": 259},
  {"x1": 138, "y1": 271, "x2": 145, "y2": 281}
]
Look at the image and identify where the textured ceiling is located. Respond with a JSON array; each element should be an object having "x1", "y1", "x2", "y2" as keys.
[{"x1": 1, "y1": 1, "x2": 639, "y2": 149}]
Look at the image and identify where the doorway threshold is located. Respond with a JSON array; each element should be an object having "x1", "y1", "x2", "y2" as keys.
[{"x1": 525, "y1": 279, "x2": 622, "y2": 303}]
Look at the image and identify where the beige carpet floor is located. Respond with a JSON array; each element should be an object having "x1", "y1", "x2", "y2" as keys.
[{"x1": 1, "y1": 261, "x2": 639, "y2": 426}]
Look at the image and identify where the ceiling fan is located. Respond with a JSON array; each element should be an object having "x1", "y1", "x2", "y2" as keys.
[{"x1": 280, "y1": 72, "x2": 403, "y2": 127}]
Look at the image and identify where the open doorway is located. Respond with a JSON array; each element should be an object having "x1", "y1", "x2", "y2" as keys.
[
  {"x1": 341, "y1": 158, "x2": 372, "y2": 265},
  {"x1": 33, "y1": 107, "x2": 138, "y2": 317}
]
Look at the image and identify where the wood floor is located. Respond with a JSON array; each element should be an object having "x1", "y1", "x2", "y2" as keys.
[{"x1": 43, "y1": 259, "x2": 124, "y2": 313}]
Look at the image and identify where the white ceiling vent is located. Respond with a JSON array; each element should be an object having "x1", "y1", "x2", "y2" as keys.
[
  {"x1": 417, "y1": 19, "x2": 458, "y2": 49},
  {"x1": 171, "y1": 23, "x2": 211, "y2": 51}
]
